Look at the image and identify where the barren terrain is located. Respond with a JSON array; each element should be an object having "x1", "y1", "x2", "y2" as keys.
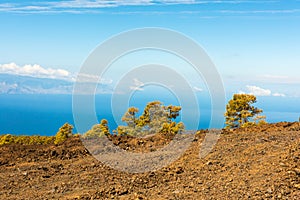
[{"x1": 0, "y1": 122, "x2": 299, "y2": 199}]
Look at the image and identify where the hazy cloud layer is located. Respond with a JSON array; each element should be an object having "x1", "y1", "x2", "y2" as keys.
[{"x1": 256, "y1": 74, "x2": 300, "y2": 84}]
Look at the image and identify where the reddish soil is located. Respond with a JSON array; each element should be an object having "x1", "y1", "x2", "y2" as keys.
[{"x1": 0, "y1": 122, "x2": 299, "y2": 199}]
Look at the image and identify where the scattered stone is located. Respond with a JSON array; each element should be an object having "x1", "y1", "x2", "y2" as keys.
[
  {"x1": 173, "y1": 190, "x2": 180, "y2": 194},
  {"x1": 206, "y1": 161, "x2": 213, "y2": 165},
  {"x1": 294, "y1": 184, "x2": 300, "y2": 189}
]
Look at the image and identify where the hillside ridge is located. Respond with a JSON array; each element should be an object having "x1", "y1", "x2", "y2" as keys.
[{"x1": 0, "y1": 122, "x2": 299, "y2": 199}]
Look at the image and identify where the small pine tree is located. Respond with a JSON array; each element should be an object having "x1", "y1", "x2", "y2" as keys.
[
  {"x1": 99, "y1": 119, "x2": 109, "y2": 135},
  {"x1": 165, "y1": 105, "x2": 181, "y2": 121},
  {"x1": 115, "y1": 101, "x2": 184, "y2": 136},
  {"x1": 137, "y1": 101, "x2": 162, "y2": 127},
  {"x1": 54, "y1": 123, "x2": 73, "y2": 144},
  {"x1": 122, "y1": 107, "x2": 139, "y2": 128},
  {"x1": 224, "y1": 94, "x2": 266, "y2": 129}
]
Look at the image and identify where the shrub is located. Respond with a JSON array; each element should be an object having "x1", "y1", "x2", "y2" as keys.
[
  {"x1": 161, "y1": 121, "x2": 185, "y2": 134},
  {"x1": 83, "y1": 119, "x2": 110, "y2": 138},
  {"x1": 0, "y1": 134, "x2": 14, "y2": 145},
  {"x1": 54, "y1": 123, "x2": 73, "y2": 144},
  {"x1": 0, "y1": 134, "x2": 55, "y2": 146}
]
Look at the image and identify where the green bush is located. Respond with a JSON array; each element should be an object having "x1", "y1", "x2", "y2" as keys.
[
  {"x1": 54, "y1": 123, "x2": 73, "y2": 144},
  {"x1": 0, "y1": 134, "x2": 14, "y2": 145},
  {"x1": 0, "y1": 123, "x2": 75, "y2": 146},
  {"x1": 0, "y1": 134, "x2": 55, "y2": 146},
  {"x1": 83, "y1": 119, "x2": 110, "y2": 139}
]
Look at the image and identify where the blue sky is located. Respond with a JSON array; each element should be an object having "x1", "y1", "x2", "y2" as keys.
[
  {"x1": 0, "y1": 0, "x2": 300, "y2": 98},
  {"x1": 0, "y1": 0, "x2": 300, "y2": 134}
]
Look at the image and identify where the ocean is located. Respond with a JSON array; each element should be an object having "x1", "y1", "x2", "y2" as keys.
[
  {"x1": 0, "y1": 94, "x2": 211, "y2": 136},
  {"x1": 0, "y1": 94, "x2": 299, "y2": 136}
]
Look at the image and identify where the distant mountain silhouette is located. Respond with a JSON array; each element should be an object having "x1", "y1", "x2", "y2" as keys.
[{"x1": 0, "y1": 74, "x2": 112, "y2": 94}]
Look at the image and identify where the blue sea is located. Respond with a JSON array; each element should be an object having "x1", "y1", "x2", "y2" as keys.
[
  {"x1": 0, "y1": 94, "x2": 299, "y2": 136},
  {"x1": 0, "y1": 94, "x2": 211, "y2": 136}
]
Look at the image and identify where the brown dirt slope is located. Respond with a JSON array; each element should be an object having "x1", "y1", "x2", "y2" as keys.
[{"x1": 0, "y1": 122, "x2": 299, "y2": 199}]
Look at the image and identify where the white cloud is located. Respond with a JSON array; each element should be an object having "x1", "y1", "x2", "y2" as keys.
[
  {"x1": 241, "y1": 85, "x2": 286, "y2": 97},
  {"x1": 129, "y1": 86, "x2": 144, "y2": 91},
  {"x1": 130, "y1": 78, "x2": 144, "y2": 91},
  {"x1": 0, "y1": 63, "x2": 115, "y2": 94},
  {"x1": 0, "y1": 63, "x2": 71, "y2": 80},
  {"x1": 272, "y1": 92, "x2": 285, "y2": 97},
  {"x1": 0, "y1": 0, "x2": 196, "y2": 13},
  {"x1": 0, "y1": 62, "x2": 115, "y2": 86},
  {"x1": 133, "y1": 78, "x2": 144, "y2": 87},
  {"x1": 0, "y1": 0, "x2": 280, "y2": 14},
  {"x1": 52, "y1": 0, "x2": 158, "y2": 8},
  {"x1": 246, "y1": 85, "x2": 271, "y2": 96},
  {"x1": 76, "y1": 73, "x2": 113, "y2": 84},
  {"x1": 193, "y1": 86, "x2": 203, "y2": 92},
  {"x1": 0, "y1": 3, "x2": 15, "y2": 8}
]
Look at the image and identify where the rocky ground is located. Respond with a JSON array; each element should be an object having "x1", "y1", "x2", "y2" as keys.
[{"x1": 0, "y1": 122, "x2": 299, "y2": 199}]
